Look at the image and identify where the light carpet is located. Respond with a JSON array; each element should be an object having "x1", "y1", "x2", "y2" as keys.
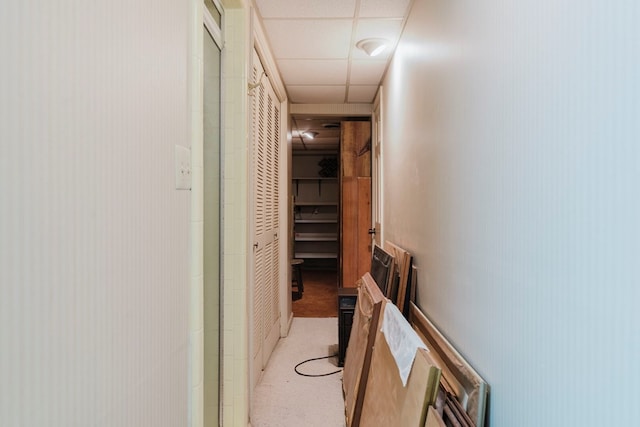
[{"x1": 251, "y1": 318, "x2": 346, "y2": 427}]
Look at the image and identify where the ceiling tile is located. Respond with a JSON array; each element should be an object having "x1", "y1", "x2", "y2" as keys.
[
  {"x1": 349, "y1": 59, "x2": 387, "y2": 85},
  {"x1": 347, "y1": 85, "x2": 378, "y2": 103},
  {"x1": 292, "y1": 117, "x2": 343, "y2": 138},
  {"x1": 351, "y1": 19, "x2": 403, "y2": 60},
  {"x1": 277, "y1": 60, "x2": 348, "y2": 85},
  {"x1": 359, "y1": 0, "x2": 412, "y2": 18},
  {"x1": 355, "y1": 18, "x2": 403, "y2": 42},
  {"x1": 255, "y1": 0, "x2": 357, "y2": 18},
  {"x1": 254, "y1": 0, "x2": 414, "y2": 105},
  {"x1": 288, "y1": 85, "x2": 346, "y2": 104},
  {"x1": 351, "y1": 46, "x2": 392, "y2": 60},
  {"x1": 263, "y1": 19, "x2": 353, "y2": 59}
]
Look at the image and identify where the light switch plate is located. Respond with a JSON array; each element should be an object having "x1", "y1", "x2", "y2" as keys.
[{"x1": 175, "y1": 145, "x2": 191, "y2": 190}]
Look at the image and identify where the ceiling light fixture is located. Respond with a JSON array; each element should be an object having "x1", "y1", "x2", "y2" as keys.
[
  {"x1": 302, "y1": 131, "x2": 318, "y2": 139},
  {"x1": 322, "y1": 122, "x2": 340, "y2": 129},
  {"x1": 356, "y1": 38, "x2": 389, "y2": 57}
]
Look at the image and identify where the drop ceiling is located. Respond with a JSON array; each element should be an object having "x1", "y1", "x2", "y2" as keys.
[
  {"x1": 290, "y1": 115, "x2": 370, "y2": 151},
  {"x1": 253, "y1": 0, "x2": 414, "y2": 105}
]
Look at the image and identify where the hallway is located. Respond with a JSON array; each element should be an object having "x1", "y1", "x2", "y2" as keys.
[
  {"x1": 251, "y1": 318, "x2": 345, "y2": 427},
  {"x1": 2, "y1": 1, "x2": 639, "y2": 426}
]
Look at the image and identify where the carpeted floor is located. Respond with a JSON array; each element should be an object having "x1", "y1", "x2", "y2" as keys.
[
  {"x1": 251, "y1": 317, "x2": 346, "y2": 427},
  {"x1": 292, "y1": 269, "x2": 339, "y2": 317}
]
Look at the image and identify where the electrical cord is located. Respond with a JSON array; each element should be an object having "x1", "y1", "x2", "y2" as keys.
[{"x1": 294, "y1": 354, "x2": 343, "y2": 377}]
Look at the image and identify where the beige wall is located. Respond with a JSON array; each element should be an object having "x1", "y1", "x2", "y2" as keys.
[
  {"x1": 214, "y1": 2, "x2": 290, "y2": 425},
  {"x1": 0, "y1": 2, "x2": 190, "y2": 426},
  {"x1": 0, "y1": 1, "x2": 289, "y2": 426},
  {"x1": 220, "y1": 4, "x2": 251, "y2": 426},
  {"x1": 380, "y1": 0, "x2": 639, "y2": 425}
]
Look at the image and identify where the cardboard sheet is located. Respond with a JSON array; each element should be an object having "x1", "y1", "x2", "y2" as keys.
[
  {"x1": 380, "y1": 303, "x2": 427, "y2": 386},
  {"x1": 425, "y1": 406, "x2": 446, "y2": 427},
  {"x1": 359, "y1": 327, "x2": 441, "y2": 426}
]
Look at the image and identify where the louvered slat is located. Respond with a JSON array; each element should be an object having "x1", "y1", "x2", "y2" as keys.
[{"x1": 251, "y1": 49, "x2": 282, "y2": 379}]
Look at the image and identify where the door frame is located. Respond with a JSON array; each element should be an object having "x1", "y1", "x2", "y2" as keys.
[
  {"x1": 203, "y1": 2, "x2": 224, "y2": 426},
  {"x1": 372, "y1": 89, "x2": 383, "y2": 248}
]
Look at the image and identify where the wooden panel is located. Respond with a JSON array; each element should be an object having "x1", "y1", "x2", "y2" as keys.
[
  {"x1": 341, "y1": 122, "x2": 372, "y2": 288},
  {"x1": 399, "y1": 349, "x2": 440, "y2": 426},
  {"x1": 425, "y1": 407, "x2": 446, "y2": 427},
  {"x1": 341, "y1": 121, "x2": 372, "y2": 178},
  {"x1": 359, "y1": 314, "x2": 441, "y2": 427},
  {"x1": 340, "y1": 121, "x2": 371, "y2": 287},
  {"x1": 341, "y1": 177, "x2": 358, "y2": 287},
  {"x1": 357, "y1": 177, "x2": 372, "y2": 280},
  {"x1": 384, "y1": 241, "x2": 412, "y2": 314},
  {"x1": 408, "y1": 265, "x2": 418, "y2": 316},
  {"x1": 341, "y1": 177, "x2": 372, "y2": 288},
  {"x1": 343, "y1": 273, "x2": 387, "y2": 427},
  {"x1": 409, "y1": 303, "x2": 489, "y2": 427}
]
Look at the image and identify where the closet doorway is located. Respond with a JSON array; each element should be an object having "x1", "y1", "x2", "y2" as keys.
[{"x1": 290, "y1": 116, "x2": 372, "y2": 317}]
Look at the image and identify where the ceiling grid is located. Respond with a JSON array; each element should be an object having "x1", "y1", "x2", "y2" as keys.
[{"x1": 254, "y1": 0, "x2": 413, "y2": 104}]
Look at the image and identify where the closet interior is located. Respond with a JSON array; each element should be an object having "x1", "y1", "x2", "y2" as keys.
[{"x1": 290, "y1": 116, "x2": 372, "y2": 316}]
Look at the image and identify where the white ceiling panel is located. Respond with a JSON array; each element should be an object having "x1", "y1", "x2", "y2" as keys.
[
  {"x1": 351, "y1": 19, "x2": 404, "y2": 60},
  {"x1": 288, "y1": 85, "x2": 346, "y2": 104},
  {"x1": 347, "y1": 85, "x2": 379, "y2": 103},
  {"x1": 263, "y1": 19, "x2": 353, "y2": 59},
  {"x1": 253, "y1": 0, "x2": 413, "y2": 107},
  {"x1": 349, "y1": 60, "x2": 387, "y2": 85},
  {"x1": 355, "y1": 18, "x2": 404, "y2": 44},
  {"x1": 256, "y1": 0, "x2": 357, "y2": 18},
  {"x1": 277, "y1": 59, "x2": 348, "y2": 85},
  {"x1": 359, "y1": 0, "x2": 412, "y2": 18}
]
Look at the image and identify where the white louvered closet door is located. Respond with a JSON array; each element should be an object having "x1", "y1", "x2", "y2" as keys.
[{"x1": 251, "y1": 49, "x2": 281, "y2": 389}]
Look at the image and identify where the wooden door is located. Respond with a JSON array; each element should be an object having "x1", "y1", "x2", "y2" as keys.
[{"x1": 340, "y1": 121, "x2": 372, "y2": 288}]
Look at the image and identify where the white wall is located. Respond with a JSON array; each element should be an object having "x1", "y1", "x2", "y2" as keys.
[
  {"x1": 220, "y1": 5, "x2": 251, "y2": 425},
  {"x1": 0, "y1": 2, "x2": 190, "y2": 426},
  {"x1": 381, "y1": 0, "x2": 639, "y2": 425}
]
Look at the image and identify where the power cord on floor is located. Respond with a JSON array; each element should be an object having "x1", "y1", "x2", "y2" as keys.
[{"x1": 294, "y1": 354, "x2": 343, "y2": 377}]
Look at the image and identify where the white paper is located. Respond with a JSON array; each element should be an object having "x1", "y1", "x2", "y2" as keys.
[{"x1": 380, "y1": 303, "x2": 427, "y2": 386}]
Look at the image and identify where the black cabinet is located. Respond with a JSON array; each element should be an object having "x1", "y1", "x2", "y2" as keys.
[{"x1": 338, "y1": 287, "x2": 358, "y2": 367}]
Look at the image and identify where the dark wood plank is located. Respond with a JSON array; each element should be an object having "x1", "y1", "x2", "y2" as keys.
[
  {"x1": 357, "y1": 177, "x2": 372, "y2": 280},
  {"x1": 341, "y1": 177, "x2": 358, "y2": 287}
]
